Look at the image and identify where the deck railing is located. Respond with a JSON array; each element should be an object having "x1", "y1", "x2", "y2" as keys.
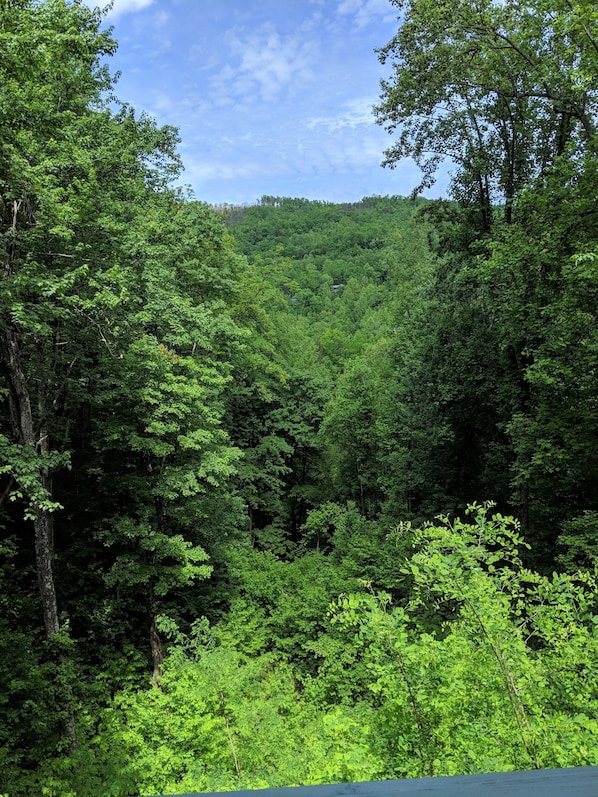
[{"x1": 156, "y1": 766, "x2": 598, "y2": 797}]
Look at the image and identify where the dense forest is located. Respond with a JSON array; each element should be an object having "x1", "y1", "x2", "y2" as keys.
[{"x1": 1, "y1": 1, "x2": 598, "y2": 795}]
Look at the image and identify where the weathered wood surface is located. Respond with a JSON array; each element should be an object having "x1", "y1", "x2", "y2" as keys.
[{"x1": 157, "y1": 766, "x2": 598, "y2": 797}]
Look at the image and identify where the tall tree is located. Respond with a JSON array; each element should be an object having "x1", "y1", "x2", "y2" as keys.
[
  {"x1": 376, "y1": 0, "x2": 598, "y2": 556},
  {"x1": 90, "y1": 194, "x2": 244, "y2": 683},
  {"x1": 376, "y1": 0, "x2": 598, "y2": 227},
  {"x1": 0, "y1": 1, "x2": 123, "y2": 746},
  {"x1": 0, "y1": 0, "x2": 192, "y2": 737}
]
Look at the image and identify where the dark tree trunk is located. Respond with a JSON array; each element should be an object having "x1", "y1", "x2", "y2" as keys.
[
  {"x1": 34, "y1": 492, "x2": 60, "y2": 637},
  {"x1": 0, "y1": 326, "x2": 78, "y2": 749},
  {"x1": 148, "y1": 600, "x2": 164, "y2": 687},
  {"x1": 1, "y1": 329, "x2": 61, "y2": 636}
]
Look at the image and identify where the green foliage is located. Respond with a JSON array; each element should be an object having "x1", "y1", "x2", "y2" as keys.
[
  {"x1": 376, "y1": 0, "x2": 597, "y2": 215},
  {"x1": 92, "y1": 202, "x2": 244, "y2": 607},
  {"x1": 0, "y1": 435, "x2": 68, "y2": 518},
  {"x1": 467, "y1": 154, "x2": 598, "y2": 551},
  {"x1": 216, "y1": 544, "x2": 356, "y2": 666},
  {"x1": 227, "y1": 195, "x2": 423, "y2": 340},
  {"x1": 329, "y1": 505, "x2": 598, "y2": 777},
  {"x1": 0, "y1": 0, "x2": 245, "y2": 772},
  {"x1": 319, "y1": 346, "x2": 393, "y2": 516},
  {"x1": 32, "y1": 644, "x2": 384, "y2": 796},
  {"x1": 557, "y1": 511, "x2": 598, "y2": 571},
  {"x1": 374, "y1": 0, "x2": 598, "y2": 554}
]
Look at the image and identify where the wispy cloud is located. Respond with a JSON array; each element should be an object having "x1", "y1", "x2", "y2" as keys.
[
  {"x1": 212, "y1": 26, "x2": 317, "y2": 104},
  {"x1": 98, "y1": 0, "x2": 155, "y2": 18},
  {"x1": 306, "y1": 96, "x2": 376, "y2": 132},
  {"x1": 185, "y1": 158, "x2": 267, "y2": 183},
  {"x1": 336, "y1": 0, "x2": 397, "y2": 29},
  {"x1": 296, "y1": 125, "x2": 388, "y2": 174},
  {"x1": 103, "y1": 0, "x2": 425, "y2": 204}
]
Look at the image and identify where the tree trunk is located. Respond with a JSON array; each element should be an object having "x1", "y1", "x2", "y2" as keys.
[
  {"x1": 34, "y1": 493, "x2": 60, "y2": 637},
  {"x1": 148, "y1": 604, "x2": 164, "y2": 687},
  {"x1": 1, "y1": 329, "x2": 62, "y2": 635},
  {"x1": 0, "y1": 326, "x2": 77, "y2": 748}
]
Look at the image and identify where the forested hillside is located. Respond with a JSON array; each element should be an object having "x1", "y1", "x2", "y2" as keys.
[{"x1": 1, "y1": 1, "x2": 598, "y2": 795}]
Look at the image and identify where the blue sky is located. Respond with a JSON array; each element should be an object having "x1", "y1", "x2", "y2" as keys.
[{"x1": 93, "y1": 0, "x2": 449, "y2": 206}]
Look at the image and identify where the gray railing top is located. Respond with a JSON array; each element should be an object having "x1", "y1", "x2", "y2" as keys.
[{"x1": 157, "y1": 766, "x2": 598, "y2": 797}]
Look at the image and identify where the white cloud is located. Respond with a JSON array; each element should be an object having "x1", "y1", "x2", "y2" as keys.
[
  {"x1": 298, "y1": 127, "x2": 386, "y2": 174},
  {"x1": 306, "y1": 96, "x2": 376, "y2": 131},
  {"x1": 96, "y1": 0, "x2": 155, "y2": 18},
  {"x1": 183, "y1": 155, "x2": 275, "y2": 184},
  {"x1": 336, "y1": 0, "x2": 397, "y2": 28},
  {"x1": 213, "y1": 26, "x2": 317, "y2": 104}
]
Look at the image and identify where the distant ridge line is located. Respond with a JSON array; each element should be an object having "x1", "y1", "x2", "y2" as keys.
[{"x1": 209, "y1": 194, "x2": 420, "y2": 213}]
